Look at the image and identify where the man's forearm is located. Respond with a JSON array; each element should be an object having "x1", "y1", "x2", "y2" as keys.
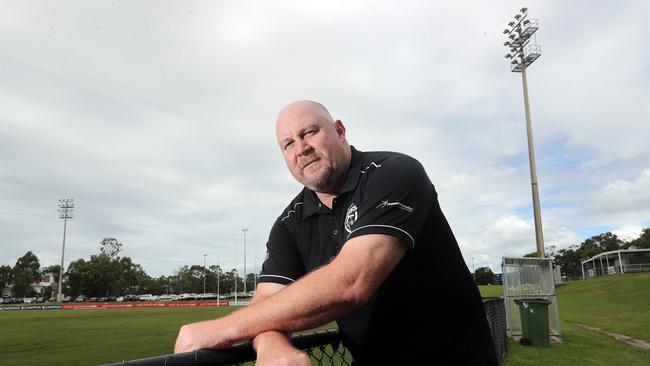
[
  {"x1": 174, "y1": 234, "x2": 406, "y2": 353},
  {"x1": 223, "y1": 259, "x2": 360, "y2": 343},
  {"x1": 221, "y1": 234, "x2": 405, "y2": 344}
]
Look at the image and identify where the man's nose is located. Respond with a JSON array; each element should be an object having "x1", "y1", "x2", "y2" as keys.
[{"x1": 295, "y1": 139, "x2": 312, "y2": 156}]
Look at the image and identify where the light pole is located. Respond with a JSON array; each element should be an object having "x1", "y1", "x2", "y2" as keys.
[
  {"x1": 503, "y1": 7, "x2": 545, "y2": 257},
  {"x1": 203, "y1": 254, "x2": 207, "y2": 294},
  {"x1": 242, "y1": 227, "x2": 248, "y2": 296},
  {"x1": 57, "y1": 199, "x2": 74, "y2": 302}
]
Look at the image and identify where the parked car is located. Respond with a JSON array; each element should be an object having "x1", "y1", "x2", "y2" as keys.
[
  {"x1": 75, "y1": 295, "x2": 87, "y2": 302},
  {"x1": 35, "y1": 297, "x2": 45, "y2": 303}
]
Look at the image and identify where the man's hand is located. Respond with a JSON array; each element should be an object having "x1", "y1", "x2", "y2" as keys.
[
  {"x1": 254, "y1": 331, "x2": 311, "y2": 366},
  {"x1": 174, "y1": 319, "x2": 234, "y2": 353}
]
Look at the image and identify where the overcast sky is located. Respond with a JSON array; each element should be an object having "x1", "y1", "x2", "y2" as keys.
[{"x1": 2, "y1": 1, "x2": 649, "y2": 279}]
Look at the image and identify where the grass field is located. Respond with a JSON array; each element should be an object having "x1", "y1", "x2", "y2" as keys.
[
  {"x1": 0, "y1": 306, "x2": 238, "y2": 365},
  {"x1": 2, "y1": 273, "x2": 649, "y2": 365},
  {"x1": 479, "y1": 273, "x2": 650, "y2": 365},
  {"x1": 557, "y1": 272, "x2": 650, "y2": 341}
]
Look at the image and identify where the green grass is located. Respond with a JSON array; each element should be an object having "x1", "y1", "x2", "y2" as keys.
[
  {"x1": 557, "y1": 272, "x2": 650, "y2": 340},
  {"x1": 479, "y1": 284, "x2": 504, "y2": 297},
  {"x1": 505, "y1": 321, "x2": 649, "y2": 365},
  {"x1": 0, "y1": 305, "x2": 338, "y2": 365},
  {"x1": 2, "y1": 274, "x2": 649, "y2": 365},
  {"x1": 0, "y1": 306, "x2": 239, "y2": 365},
  {"x1": 505, "y1": 273, "x2": 650, "y2": 365}
]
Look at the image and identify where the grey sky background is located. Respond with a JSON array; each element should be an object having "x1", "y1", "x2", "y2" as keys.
[{"x1": 2, "y1": 1, "x2": 649, "y2": 278}]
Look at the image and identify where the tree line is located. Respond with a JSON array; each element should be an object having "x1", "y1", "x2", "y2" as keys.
[
  {"x1": 471, "y1": 227, "x2": 650, "y2": 285},
  {"x1": 1, "y1": 238, "x2": 257, "y2": 298},
  {"x1": 542, "y1": 228, "x2": 650, "y2": 280}
]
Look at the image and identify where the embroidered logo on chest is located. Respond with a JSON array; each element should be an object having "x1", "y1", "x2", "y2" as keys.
[{"x1": 344, "y1": 203, "x2": 358, "y2": 234}]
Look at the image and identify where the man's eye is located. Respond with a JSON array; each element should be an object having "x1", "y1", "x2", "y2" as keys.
[{"x1": 284, "y1": 141, "x2": 294, "y2": 150}]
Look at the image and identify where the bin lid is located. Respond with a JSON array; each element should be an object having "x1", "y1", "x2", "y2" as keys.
[{"x1": 514, "y1": 298, "x2": 551, "y2": 305}]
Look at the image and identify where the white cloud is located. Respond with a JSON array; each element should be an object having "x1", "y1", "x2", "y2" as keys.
[
  {"x1": 596, "y1": 169, "x2": 650, "y2": 213},
  {"x1": 1, "y1": 1, "x2": 649, "y2": 278}
]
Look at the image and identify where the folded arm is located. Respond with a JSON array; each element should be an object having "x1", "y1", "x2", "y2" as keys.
[{"x1": 174, "y1": 233, "x2": 407, "y2": 352}]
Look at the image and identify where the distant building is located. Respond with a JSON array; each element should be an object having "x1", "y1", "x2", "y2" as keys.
[
  {"x1": 0, "y1": 273, "x2": 55, "y2": 297},
  {"x1": 581, "y1": 249, "x2": 650, "y2": 279},
  {"x1": 33, "y1": 273, "x2": 56, "y2": 294}
]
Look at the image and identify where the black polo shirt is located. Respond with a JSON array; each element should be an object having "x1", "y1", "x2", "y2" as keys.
[{"x1": 260, "y1": 147, "x2": 496, "y2": 365}]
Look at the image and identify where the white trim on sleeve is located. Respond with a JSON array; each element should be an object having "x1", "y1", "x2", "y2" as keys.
[
  {"x1": 346, "y1": 224, "x2": 415, "y2": 248},
  {"x1": 258, "y1": 274, "x2": 296, "y2": 282}
]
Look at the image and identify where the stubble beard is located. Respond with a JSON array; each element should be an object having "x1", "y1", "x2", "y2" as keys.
[
  {"x1": 298, "y1": 153, "x2": 335, "y2": 192},
  {"x1": 305, "y1": 166, "x2": 334, "y2": 192}
]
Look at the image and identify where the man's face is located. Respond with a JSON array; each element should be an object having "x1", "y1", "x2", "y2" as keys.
[{"x1": 276, "y1": 106, "x2": 348, "y2": 193}]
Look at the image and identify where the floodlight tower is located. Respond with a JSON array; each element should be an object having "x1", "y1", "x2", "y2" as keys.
[
  {"x1": 503, "y1": 7, "x2": 545, "y2": 257},
  {"x1": 242, "y1": 227, "x2": 248, "y2": 295},
  {"x1": 203, "y1": 254, "x2": 207, "y2": 294},
  {"x1": 57, "y1": 199, "x2": 74, "y2": 301}
]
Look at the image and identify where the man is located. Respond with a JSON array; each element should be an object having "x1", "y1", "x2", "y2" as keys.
[{"x1": 175, "y1": 101, "x2": 497, "y2": 365}]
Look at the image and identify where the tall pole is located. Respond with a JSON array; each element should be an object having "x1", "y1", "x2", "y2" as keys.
[
  {"x1": 203, "y1": 254, "x2": 207, "y2": 294},
  {"x1": 253, "y1": 235, "x2": 257, "y2": 291},
  {"x1": 234, "y1": 238, "x2": 238, "y2": 305},
  {"x1": 503, "y1": 8, "x2": 545, "y2": 257},
  {"x1": 57, "y1": 199, "x2": 74, "y2": 302},
  {"x1": 521, "y1": 63, "x2": 545, "y2": 257},
  {"x1": 242, "y1": 227, "x2": 248, "y2": 295}
]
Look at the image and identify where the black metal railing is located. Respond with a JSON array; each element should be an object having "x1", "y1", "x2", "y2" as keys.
[
  {"x1": 102, "y1": 298, "x2": 507, "y2": 366},
  {"x1": 100, "y1": 329, "x2": 352, "y2": 366}
]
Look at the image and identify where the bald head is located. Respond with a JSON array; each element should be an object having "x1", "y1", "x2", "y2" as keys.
[
  {"x1": 275, "y1": 100, "x2": 351, "y2": 194},
  {"x1": 276, "y1": 100, "x2": 335, "y2": 131}
]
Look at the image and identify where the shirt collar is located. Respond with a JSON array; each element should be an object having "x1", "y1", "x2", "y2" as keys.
[{"x1": 301, "y1": 146, "x2": 363, "y2": 220}]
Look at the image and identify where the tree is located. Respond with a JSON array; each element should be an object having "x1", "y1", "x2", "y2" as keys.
[
  {"x1": 100, "y1": 238, "x2": 123, "y2": 259},
  {"x1": 553, "y1": 246, "x2": 582, "y2": 280},
  {"x1": 12, "y1": 251, "x2": 41, "y2": 297},
  {"x1": 245, "y1": 273, "x2": 258, "y2": 292},
  {"x1": 581, "y1": 232, "x2": 622, "y2": 254},
  {"x1": 15, "y1": 251, "x2": 40, "y2": 278},
  {"x1": 0, "y1": 265, "x2": 13, "y2": 294},
  {"x1": 474, "y1": 267, "x2": 494, "y2": 286},
  {"x1": 627, "y1": 228, "x2": 650, "y2": 249},
  {"x1": 66, "y1": 259, "x2": 87, "y2": 297}
]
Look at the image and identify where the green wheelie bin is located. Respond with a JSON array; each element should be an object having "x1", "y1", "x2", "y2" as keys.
[{"x1": 514, "y1": 298, "x2": 551, "y2": 347}]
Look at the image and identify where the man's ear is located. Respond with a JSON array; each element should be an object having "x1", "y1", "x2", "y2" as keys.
[{"x1": 335, "y1": 120, "x2": 346, "y2": 141}]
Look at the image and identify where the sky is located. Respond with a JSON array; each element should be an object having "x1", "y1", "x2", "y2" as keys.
[{"x1": 1, "y1": 1, "x2": 649, "y2": 278}]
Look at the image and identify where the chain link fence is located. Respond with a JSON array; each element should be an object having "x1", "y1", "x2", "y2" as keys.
[
  {"x1": 102, "y1": 298, "x2": 506, "y2": 366},
  {"x1": 483, "y1": 297, "x2": 507, "y2": 365}
]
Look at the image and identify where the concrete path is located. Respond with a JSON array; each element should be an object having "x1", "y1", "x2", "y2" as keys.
[{"x1": 576, "y1": 324, "x2": 650, "y2": 350}]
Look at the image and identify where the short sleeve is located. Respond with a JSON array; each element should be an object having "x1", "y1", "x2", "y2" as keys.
[
  {"x1": 345, "y1": 154, "x2": 434, "y2": 249},
  {"x1": 259, "y1": 219, "x2": 306, "y2": 286}
]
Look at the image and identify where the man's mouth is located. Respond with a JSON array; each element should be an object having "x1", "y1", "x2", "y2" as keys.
[{"x1": 302, "y1": 158, "x2": 320, "y2": 170}]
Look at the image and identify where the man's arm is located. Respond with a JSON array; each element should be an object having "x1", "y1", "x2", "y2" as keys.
[
  {"x1": 250, "y1": 283, "x2": 311, "y2": 366},
  {"x1": 174, "y1": 233, "x2": 407, "y2": 352}
]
